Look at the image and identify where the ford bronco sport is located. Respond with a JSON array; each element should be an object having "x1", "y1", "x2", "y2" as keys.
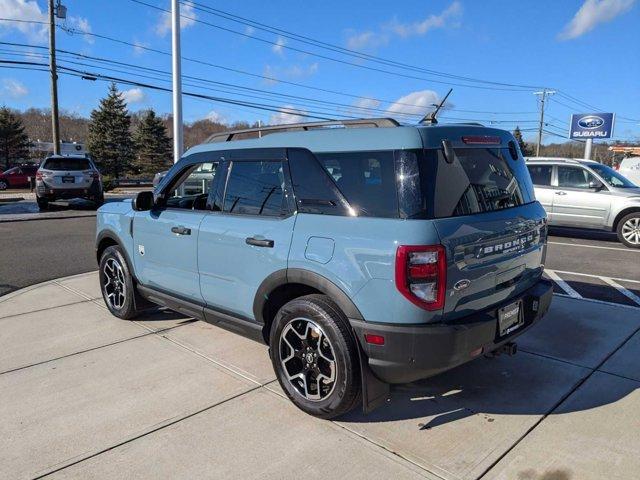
[{"x1": 96, "y1": 118, "x2": 552, "y2": 419}]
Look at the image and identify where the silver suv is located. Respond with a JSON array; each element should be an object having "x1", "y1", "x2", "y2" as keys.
[
  {"x1": 36, "y1": 155, "x2": 104, "y2": 210},
  {"x1": 526, "y1": 157, "x2": 640, "y2": 248}
]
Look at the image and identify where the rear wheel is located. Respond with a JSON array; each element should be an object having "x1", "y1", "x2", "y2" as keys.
[
  {"x1": 36, "y1": 196, "x2": 48, "y2": 211},
  {"x1": 0, "y1": 180, "x2": 7, "y2": 190},
  {"x1": 270, "y1": 294, "x2": 361, "y2": 419},
  {"x1": 99, "y1": 245, "x2": 139, "y2": 319},
  {"x1": 617, "y1": 213, "x2": 640, "y2": 249}
]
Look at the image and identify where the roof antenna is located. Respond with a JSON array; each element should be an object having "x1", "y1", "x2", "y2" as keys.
[{"x1": 419, "y1": 88, "x2": 453, "y2": 125}]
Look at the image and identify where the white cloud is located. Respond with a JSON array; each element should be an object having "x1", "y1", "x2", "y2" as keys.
[
  {"x1": 0, "y1": 0, "x2": 47, "y2": 42},
  {"x1": 205, "y1": 110, "x2": 226, "y2": 124},
  {"x1": 272, "y1": 36, "x2": 286, "y2": 56},
  {"x1": 262, "y1": 63, "x2": 319, "y2": 86},
  {"x1": 122, "y1": 88, "x2": 147, "y2": 104},
  {"x1": 387, "y1": 1, "x2": 462, "y2": 38},
  {"x1": 1, "y1": 78, "x2": 28, "y2": 98},
  {"x1": 156, "y1": 0, "x2": 197, "y2": 36},
  {"x1": 348, "y1": 97, "x2": 382, "y2": 116},
  {"x1": 244, "y1": 25, "x2": 255, "y2": 36},
  {"x1": 269, "y1": 105, "x2": 307, "y2": 125},
  {"x1": 386, "y1": 90, "x2": 440, "y2": 118},
  {"x1": 66, "y1": 16, "x2": 93, "y2": 43},
  {"x1": 345, "y1": 1, "x2": 462, "y2": 51},
  {"x1": 132, "y1": 40, "x2": 148, "y2": 56},
  {"x1": 345, "y1": 31, "x2": 389, "y2": 50},
  {"x1": 558, "y1": 0, "x2": 636, "y2": 40}
]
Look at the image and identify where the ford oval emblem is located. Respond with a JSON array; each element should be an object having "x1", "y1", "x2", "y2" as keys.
[
  {"x1": 578, "y1": 116, "x2": 604, "y2": 129},
  {"x1": 454, "y1": 279, "x2": 471, "y2": 291}
]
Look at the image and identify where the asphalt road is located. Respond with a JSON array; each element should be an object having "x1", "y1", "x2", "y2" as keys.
[
  {"x1": 1, "y1": 209, "x2": 639, "y2": 306},
  {"x1": 0, "y1": 216, "x2": 97, "y2": 296}
]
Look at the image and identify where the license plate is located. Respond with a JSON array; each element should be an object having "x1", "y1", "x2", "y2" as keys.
[
  {"x1": 62, "y1": 176, "x2": 75, "y2": 183},
  {"x1": 498, "y1": 300, "x2": 523, "y2": 337}
]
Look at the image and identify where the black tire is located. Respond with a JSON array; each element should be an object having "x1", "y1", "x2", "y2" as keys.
[
  {"x1": 36, "y1": 196, "x2": 48, "y2": 211},
  {"x1": 269, "y1": 294, "x2": 361, "y2": 419},
  {"x1": 94, "y1": 194, "x2": 104, "y2": 209},
  {"x1": 617, "y1": 212, "x2": 640, "y2": 249},
  {"x1": 0, "y1": 180, "x2": 8, "y2": 190},
  {"x1": 99, "y1": 245, "x2": 139, "y2": 319}
]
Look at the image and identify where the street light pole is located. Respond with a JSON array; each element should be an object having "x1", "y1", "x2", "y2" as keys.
[
  {"x1": 533, "y1": 89, "x2": 555, "y2": 157},
  {"x1": 171, "y1": 0, "x2": 183, "y2": 163},
  {"x1": 48, "y1": 0, "x2": 61, "y2": 155}
]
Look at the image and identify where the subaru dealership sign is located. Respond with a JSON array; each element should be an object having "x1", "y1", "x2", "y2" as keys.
[{"x1": 570, "y1": 113, "x2": 615, "y2": 139}]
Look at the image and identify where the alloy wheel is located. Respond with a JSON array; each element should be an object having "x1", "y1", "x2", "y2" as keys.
[
  {"x1": 621, "y1": 217, "x2": 640, "y2": 245},
  {"x1": 279, "y1": 318, "x2": 337, "y2": 401},
  {"x1": 0, "y1": 180, "x2": 7, "y2": 190},
  {"x1": 102, "y1": 257, "x2": 126, "y2": 309}
]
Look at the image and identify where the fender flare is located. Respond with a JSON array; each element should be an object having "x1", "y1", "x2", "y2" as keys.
[{"x1": 252, "y1": 268, "x2": 364, "y2": 325}]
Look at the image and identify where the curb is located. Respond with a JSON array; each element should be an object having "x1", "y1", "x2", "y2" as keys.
[
  {"x1": 0, "y1": 197, "x2": 25, "y2": 203},
  {"x1": 0, "y1": 212, "x2": 97, "y2": 223}
]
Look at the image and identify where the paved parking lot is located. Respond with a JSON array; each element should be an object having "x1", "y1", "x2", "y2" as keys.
[{"x1": 1, "y1": 272, "x2": 639, "y2": 479}]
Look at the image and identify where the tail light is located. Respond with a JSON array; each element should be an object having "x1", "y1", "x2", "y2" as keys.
[
  {"x1": 35, "y1": 171, "x2": 43, "y2": 180},
  {"x1": 395, "y1": 245, "x2": 446, "y2": 311},
  {"x1": 462, "y1": 135, "x2": 501, "y2": 145}
]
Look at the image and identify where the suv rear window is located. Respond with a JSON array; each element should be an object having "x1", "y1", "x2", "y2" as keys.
[
  {"x1": 42, "y1": 157, "x2": 91, "y2": 171},
  {"x1": 402, "y1": 148, "x2": 531, "y2": 219}
]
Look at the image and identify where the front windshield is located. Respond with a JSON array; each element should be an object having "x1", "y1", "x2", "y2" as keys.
[{"x1": 589, "y1": 163, "x2": 637, "y2": 188}]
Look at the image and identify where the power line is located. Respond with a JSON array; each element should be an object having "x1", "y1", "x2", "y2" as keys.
[
  {"x1": 128, "y1": 0, "x2": 536, "y2": 92},
  {"x1": 181, "y1": 0, "x2": 547, "y2": 90}
]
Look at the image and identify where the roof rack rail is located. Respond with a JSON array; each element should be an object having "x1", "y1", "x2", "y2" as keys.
[{"x1": 206, "y1": 117, "x2": 400, "y2": 143}]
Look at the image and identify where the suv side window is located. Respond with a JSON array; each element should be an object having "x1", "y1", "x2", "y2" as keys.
[
  {"x1": 527, "y1": 165, "x2": 552, "y2": 186},
  {"x1": 165, "y1": 161, "x2": 217, "y2": 210},
  {"x1": 315, "y1": 151, "x2": 398, "y2": 218},
  {"x1": 224, "y1": 160, "x2": 286, "y2": 216},
  {"x1": 557, "y1": 166, "x2": 596, "y2": 189}
]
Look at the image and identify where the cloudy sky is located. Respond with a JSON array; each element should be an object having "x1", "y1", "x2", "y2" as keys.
[{"x1": 0, "y1": 0, "x2": 638, "y2": 142}]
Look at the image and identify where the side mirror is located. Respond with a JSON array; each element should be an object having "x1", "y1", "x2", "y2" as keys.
[
  {"x1": 589, "y1": 179, "x2": 604, "y2": 190},
  {"x1": 133, "y1": 191, "x2": 154, "y2": 211}
]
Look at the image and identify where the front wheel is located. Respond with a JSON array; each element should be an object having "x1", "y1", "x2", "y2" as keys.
[
  {"x1": 99, "y1": 245, "x2": 139, "y2": 319},
  {"x1": 617, "y1": 213, "x2": 640, "y2": 249},
  {"x1": 270, "y1": 294, "x2": 361, "y2": 419},
  {"x1": 0, "y1": 180, "x2": 7, "y2": 190}
]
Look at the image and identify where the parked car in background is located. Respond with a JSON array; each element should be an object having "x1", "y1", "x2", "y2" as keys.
[
  {"x1": 96, "y1": 119, "x2": 552, "y2": 419},
  {"x1": 526, "y1": 157, "x2": 640, "y2": 248},
  {"x1": 618, "y1": 156, "x2": 640, "y2": 186},
  {"x1": 35, "y1": 155, "x2": 104, "y2": 210},
  {"x1": 0, "y1": 164, "x2": 39, "y2": 190}
]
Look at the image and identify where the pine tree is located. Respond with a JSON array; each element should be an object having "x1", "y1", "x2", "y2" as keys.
[
  {"x1": 513, "y1": 126, "x2": 532, "y2": 157},
  {"x1": 0, "y1": 106, "x2": 30, "y2": 170},
  {"x1": 132, "y1": 109, "x2": 172, "y2": 177},
  {"x1": 86, "y1": 83, "x2": 134, "y2": 179}
]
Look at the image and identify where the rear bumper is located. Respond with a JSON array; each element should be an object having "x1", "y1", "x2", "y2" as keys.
[
  {"x1": 350, "y1": 278, "x2": 553, "y2": 384},
  {"x1": 36, "y1": 180, "x2": 102, "y2": 200}
]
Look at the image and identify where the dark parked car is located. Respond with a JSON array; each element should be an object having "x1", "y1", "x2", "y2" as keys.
[{"x1": 0, "y1": 165, "x2": 39, "y2": 190}]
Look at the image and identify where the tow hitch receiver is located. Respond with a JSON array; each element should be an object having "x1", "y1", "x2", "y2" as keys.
[{"x1": 486, "y1": 342, "x2": 518, "y2": 358}]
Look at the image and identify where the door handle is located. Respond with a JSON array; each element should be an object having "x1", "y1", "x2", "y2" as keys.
[
  {"x1": 245, "y1": 237, "x2": 274, "y2": 248},
  {"x1": 555, "y1": 191, "x2": 567, "y2": 195},
  {"x1": 171, "y1": 226, "x2": 191, "y2": 235}
]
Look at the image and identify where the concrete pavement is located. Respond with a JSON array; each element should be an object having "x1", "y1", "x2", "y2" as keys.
[{"x1": 1, "y1": 272, "x2": 639, "y2": 479}]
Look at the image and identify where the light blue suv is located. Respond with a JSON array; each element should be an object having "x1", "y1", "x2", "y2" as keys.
[{"x1": 96, "y1": 118, "x2": 552, "y2": 419}]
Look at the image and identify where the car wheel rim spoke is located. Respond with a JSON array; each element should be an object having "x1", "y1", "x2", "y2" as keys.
[
  {"x1": 622, "y1": 219, "x2": 640, "y2": 244},
  {"x1": 102, "y1": 258, "x2": 126, "y2": 309},
  {"x1": 279, "y1": 318, "x2": 337, "y2": 402}
]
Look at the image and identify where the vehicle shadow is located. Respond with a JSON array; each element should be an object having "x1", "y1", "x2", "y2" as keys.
[
  {"x1": 339, "y1": 351, "x2": 637, "y2": 427},
  {"x1": 549, "y1": 226, "x2": 618, "y2": 243}
]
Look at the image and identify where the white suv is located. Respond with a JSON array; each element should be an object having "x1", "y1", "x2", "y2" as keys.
[{"x1": 526, "y1": 157, "x2": 640, "y2": 248}]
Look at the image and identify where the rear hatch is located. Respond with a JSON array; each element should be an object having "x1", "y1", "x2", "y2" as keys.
[
  {"x1": 39, "y1": 157, "x2": 96, "y2": 189},
  {"x1": 415, "y1": 128, "x2": 547, "y2": 321}
]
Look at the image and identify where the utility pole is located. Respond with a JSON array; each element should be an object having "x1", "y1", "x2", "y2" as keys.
[
  {"x1": 48, "y1": 0, "x2": 64, "y2": 155},
  {"x1": 533, "y1": 89, "x2": 555, "y2": 157},
  {"x1": 171, "y1": 0, "x2": 183, "y2": 163}
]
